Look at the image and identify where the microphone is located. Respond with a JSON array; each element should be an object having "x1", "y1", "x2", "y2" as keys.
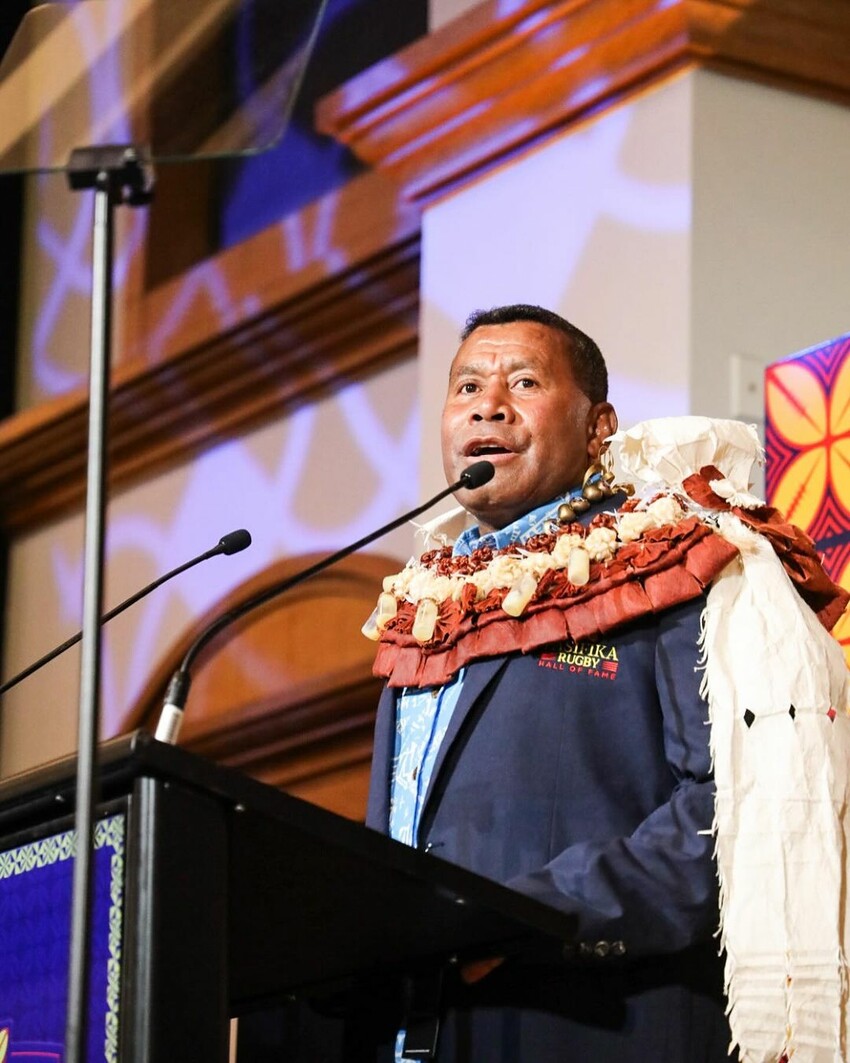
[
  {"x1": 0, "y1": 529, "x2": 252, "y2": 697},
  {"x1": 215, "y1": 529, "x2": 252, "y2": 555},
  {"x1": 458, "y1": 462, "x2": 495, "y2": 489},
  {"x1": 155, "y1": 461, "x2": 495, "y2": 744}
]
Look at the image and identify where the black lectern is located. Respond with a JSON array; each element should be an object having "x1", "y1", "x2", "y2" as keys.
[{"x1": 0, "y1": 733, "x2": 575, "y2": 1062}]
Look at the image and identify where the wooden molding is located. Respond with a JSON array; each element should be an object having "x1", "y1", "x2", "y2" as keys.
[
  {"x1": 177, "y1": 665, "x2": 382, "y2": 820},
  {"x1": 316, "y1": 0, "x2": 850, "y2": 202},
  {"x1": 0, "y1": 169, "x2": 420, "y2": 534}
]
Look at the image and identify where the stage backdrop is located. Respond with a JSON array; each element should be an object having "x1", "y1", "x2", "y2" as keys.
[{"x1": 765, "y1": 332, "x2": 850, "y2": 662}]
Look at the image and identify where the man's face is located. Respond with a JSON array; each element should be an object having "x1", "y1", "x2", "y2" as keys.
[{"x1": 441, "y1": 321, "x2": 617, "y2": 534}]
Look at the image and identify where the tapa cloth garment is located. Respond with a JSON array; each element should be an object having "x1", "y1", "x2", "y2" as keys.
[
  {"x1": 615, "y1": 417, "x2": 850, "y2": 1063},
  {"x1": 701, "y1": 514, "x2": 850, "y2": 1063}
]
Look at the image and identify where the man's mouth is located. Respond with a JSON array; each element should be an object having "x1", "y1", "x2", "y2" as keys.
[{"x1": 465, "y1": 440, "x2": 515, "y2": 458}]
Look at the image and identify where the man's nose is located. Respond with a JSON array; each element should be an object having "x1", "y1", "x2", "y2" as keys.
[{"x1": 471, "y1": 385, "x2": 513, "y2": 422}]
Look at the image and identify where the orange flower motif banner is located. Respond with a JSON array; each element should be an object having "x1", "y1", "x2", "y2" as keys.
[{"x1": 765, "y1": 332, "x2": 850, "y2": 660}]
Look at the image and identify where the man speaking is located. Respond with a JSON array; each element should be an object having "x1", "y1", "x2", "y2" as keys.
[{"x1": 365, "y1": 304, "x2": 734, "y2": 1062}]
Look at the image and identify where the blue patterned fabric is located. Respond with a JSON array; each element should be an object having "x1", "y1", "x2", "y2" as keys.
[
  {"x1": 453, "y1": 495, "x2": 568, "y2": 556},
  {"x1": 389, "y1": 670, "x2": 465, "y2": 846}
]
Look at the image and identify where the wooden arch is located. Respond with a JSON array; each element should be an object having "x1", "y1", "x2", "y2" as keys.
[{"x1": 124, "y1": 551, "x2": 401, "y2": 821}]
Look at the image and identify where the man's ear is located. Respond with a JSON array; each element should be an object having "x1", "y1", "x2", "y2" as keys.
[{"x1": 587, "y1": 403, "x2": 618, "y2": 460}]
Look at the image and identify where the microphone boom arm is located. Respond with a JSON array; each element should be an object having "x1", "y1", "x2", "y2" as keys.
[
  {"x1": 0, "y1": 530, "x2": 252, "y2": 698},
  {"x1": 156, "y1": 462, "x2": 495, "y2": 743}
]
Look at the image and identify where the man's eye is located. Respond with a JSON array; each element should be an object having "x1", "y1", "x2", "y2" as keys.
[
  {"x1": 516, "y1": 378, "x2": 537, "y2": 389},
  {"x1": 460, "y1": 382, "x2": 479, "y2": 394}
]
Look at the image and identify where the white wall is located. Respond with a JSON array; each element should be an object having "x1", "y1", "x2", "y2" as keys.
[
  {"x1": 691, "y1": 70, "x2": 850, "y2": 422},
  {"x1": 418, "y1": 67, "x2": 850, "y2": 507},
  {"x1": 418, "y1": 75, "x2": 694, "y2": 499}
]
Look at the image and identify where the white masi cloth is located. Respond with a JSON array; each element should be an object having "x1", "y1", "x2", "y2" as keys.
[
  {"x1": 612, "y1": 417, "x2": 850, "y2": 1063},
  {"x1": 703, "y1": 514, "x2": 850, "y2": 1063}
]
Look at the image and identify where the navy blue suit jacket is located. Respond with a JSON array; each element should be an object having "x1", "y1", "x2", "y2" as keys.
[{"x1": 366, "y1": 596, "x2": 732, "y2": 1062}]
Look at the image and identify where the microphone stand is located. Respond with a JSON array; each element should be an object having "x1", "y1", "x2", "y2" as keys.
[
  {"x1": 64, "y1": 145, "x2": 153, "y2": 1063},
  {"x1": 155, "y1": 461, "x2": 494, "y2": 744}
]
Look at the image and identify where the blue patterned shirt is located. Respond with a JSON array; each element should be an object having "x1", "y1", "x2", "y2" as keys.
[{"x1": 389, "y1": 493, "x2": 571, "y2": 846}]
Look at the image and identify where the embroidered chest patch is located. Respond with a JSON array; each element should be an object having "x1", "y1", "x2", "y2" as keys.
[{"x1": 537, "y1": 639, "x2": 620, "y2": 680}]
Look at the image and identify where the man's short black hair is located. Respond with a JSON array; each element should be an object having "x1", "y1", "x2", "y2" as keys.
[{"x1": 460, "y1": 304, "x2": 608, "y2": 404}]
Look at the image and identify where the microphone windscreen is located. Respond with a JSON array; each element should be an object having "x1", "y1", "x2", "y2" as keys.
[
  {"x1": 218, "y1": 529, "x2": 252, "y2": 555},
  {"x1": 459, "y1": 460, "x2": 495, "y2": 489}
]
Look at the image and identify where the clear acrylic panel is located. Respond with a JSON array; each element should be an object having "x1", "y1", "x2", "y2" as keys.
[{"x1": 0, "y1": 0, "x2": 328, "y2": 174}]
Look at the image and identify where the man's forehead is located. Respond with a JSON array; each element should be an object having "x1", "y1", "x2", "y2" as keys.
[
  {"x1": 449, "y1": 353, "x2": 544, "y2": 379},
  {"x1": 449, "y1": 322, "x2": 569, "y2": 377}
]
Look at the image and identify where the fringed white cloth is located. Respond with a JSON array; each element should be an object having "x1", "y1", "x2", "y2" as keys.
[
  {"x1": 701, "y1": 514, "x2": 850, "y2": 1063},
  {"x1": 611, "y1": 417, "x2": 850, "y2": 1062}
]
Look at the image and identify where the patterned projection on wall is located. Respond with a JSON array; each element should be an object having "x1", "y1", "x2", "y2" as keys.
[
  {"x1": 765, "y1": 333, "x2": 850, "y2": 659},
  {"x1": 9, "y1": 0, "x2": 424, "y2": 742},
  {"x1": 49, "y1": 373, "x2": 419, "y2": 735},
  {"x1": 219, "y1": 0, "x2": 426, "y2": 248},
  {"x1": 23, "y1": 0, "x2": 425, "y2": 404},
  {"x1": 12, "y1": 4, "x2": 694, "y2": 755}
]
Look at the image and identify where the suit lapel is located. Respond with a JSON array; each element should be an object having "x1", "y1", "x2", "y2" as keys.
[
  {"x1": 365, "y1": 684, "x2": 397, "y2": 830},
  {"x1": 419, "y1": 656, "x2": 509, "y2": 820},
  {"x1": 368, "y1": 658, "x2": 508, "y2": 835}
]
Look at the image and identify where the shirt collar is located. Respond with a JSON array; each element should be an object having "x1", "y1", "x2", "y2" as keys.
[{"x1": 453, "y1": 495, "x2": 569, "y2": 557}]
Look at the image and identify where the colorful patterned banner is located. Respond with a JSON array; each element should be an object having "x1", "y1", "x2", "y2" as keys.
[
  {"x1": 765, "y1": 332, "x2": 850, "y2": 659},
  {"x1": 0, "y1": 815, "x2": 124, "y2": 1063}
]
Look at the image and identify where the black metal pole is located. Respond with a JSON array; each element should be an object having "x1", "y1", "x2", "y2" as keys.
[{"x1": 64, "y1": 167, "x2": 115, "y2": 1063}]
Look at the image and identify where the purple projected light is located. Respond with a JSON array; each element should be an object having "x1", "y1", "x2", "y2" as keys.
[{"x1": 49, "y1": 376, "x2": 419, "y2": 734}]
